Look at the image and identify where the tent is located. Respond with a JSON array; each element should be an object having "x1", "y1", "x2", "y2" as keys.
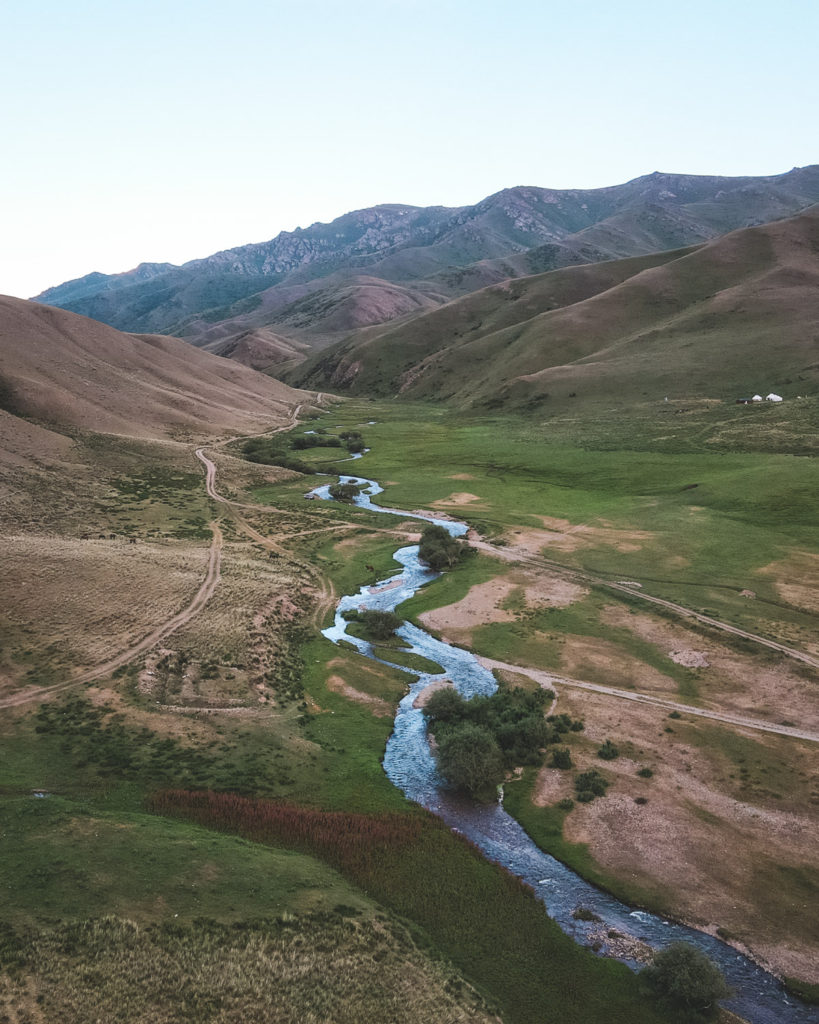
[{"x1": 766, "y1": 393, "x2": 783, "y2": 402}]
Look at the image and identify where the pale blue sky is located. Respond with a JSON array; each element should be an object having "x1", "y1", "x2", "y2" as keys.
[{"x1": 2, "y1": 0, "x2": 816, "y2": 298}]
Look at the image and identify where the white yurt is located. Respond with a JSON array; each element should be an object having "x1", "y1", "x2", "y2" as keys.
[{"x1": 766, "y1": 393, "x2": 783, "y2": 402}]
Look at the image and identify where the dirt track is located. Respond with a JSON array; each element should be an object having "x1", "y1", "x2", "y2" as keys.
[
  {"x1": 477, "y1": 656, "x2": 819, "y2": 743},
  {"x1": 0, "y1": 523, "x2": 224, "y2": 709},
  {"x1": 1, "y1": 399, "x2": 317, "y2": 710}
]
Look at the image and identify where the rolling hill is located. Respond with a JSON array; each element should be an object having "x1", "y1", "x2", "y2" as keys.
[
  {"x1": 34, "y1": 167, "x2": 819, "y2": 356},
  {"x1": 287, "y1": 206, "x2": 819, "y2": 409},
  {"x1": 0, "y1": 295, "x2": 312, "y2": 440}
]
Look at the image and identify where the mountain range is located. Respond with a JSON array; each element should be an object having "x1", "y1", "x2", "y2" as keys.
[{"x1": 35, "y1": 166, "x2": 819, "y2": 368}]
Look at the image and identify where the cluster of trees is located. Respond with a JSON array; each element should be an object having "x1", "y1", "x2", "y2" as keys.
[
  {"x1": 342, "y1": 609, "x2": 402, "y2": 641},
  {"x1": 242, "y1": 437, "x2": 317, "y2": 474},
  {"x1": 290, "y1": 428, "x2": 367, "y2": 454},
  {"x1": 329, "y1": 482, "x2": 363, "y2": 502},
  {"x1": 418, "y1": 525, "x2": 473, "y2": 571},
  {"x1": 242, "y1": 428, "x2": 367, "y2": 474},
  {"x1": 423, "y1": 686, "x2": 574, "y2": 800},
  {"x1": 339, "y1": 430, "x2": 366, "y2": 454},
  {"x1": 291, "y1": 434, "x2": 343, "y2": 450}
]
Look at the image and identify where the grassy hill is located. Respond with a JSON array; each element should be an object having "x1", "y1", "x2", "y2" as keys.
[{"x1": 288, "y1": 206, "x2": 819, "y2": 410}]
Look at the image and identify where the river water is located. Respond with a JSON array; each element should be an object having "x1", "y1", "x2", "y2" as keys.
[{"x1": 309, "y1": 473, "x2": 815, "y2": 1024}]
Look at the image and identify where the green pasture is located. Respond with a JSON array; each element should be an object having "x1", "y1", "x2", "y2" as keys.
[{"x1": 298, "y1": 399, "x2": 819, "y2": 641}]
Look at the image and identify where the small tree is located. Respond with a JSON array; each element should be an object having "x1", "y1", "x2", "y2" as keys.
[
  {"x1": 359, "y1": 609, "x2": 402, "y2": 641},
  {"x1": 436, "y1": 723, "x2": 505, "y2": 800},
  {"x1": 418, "y1": 524, "x2": 472, "y2": 571},
  {"x1": 422, "y1": 687, "x2": 467, "y2": 725},
  {"x1": 641, "y1": 942, "x2": 730, "y2": 1020},
  {"x1": 329, "y1": 482, "x2": 362, "y2": 502}
]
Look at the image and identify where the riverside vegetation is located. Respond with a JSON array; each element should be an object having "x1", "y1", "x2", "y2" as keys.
[{"x1": 3, "y1": 391, "x2": 816, "y2": 1020}]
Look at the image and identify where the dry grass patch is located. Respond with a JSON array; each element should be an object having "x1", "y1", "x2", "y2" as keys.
[
  {"x1": 418, "y1": 569, "x2": 586, "y2": 643},
  {"x1": 430, "y1": 492, "x2": 486, "y2": 507},
  {"x1": 534, "y1": 687, "x2": 819, "y2": 983},
  {"x1": 0, "y1": 534, "x2": 209, "y2": 687},
  {"x1": 601, "y1": 605, "x2": 819, "y2": 729},
  {"x1": 207, "y1": 449, "x2": 298, "y2": 500},
  {"x1": 558, "y1": 635, "x2": 679, "y2": 695},
  {"x1": 758, "y1": 551, "x2": 819, "y2": 620},
  {"x1": 326, "y1": 674, "x2": 393, "y2": 716},
  {"x1": 0, "y1": 915, "x2": 499, "y2": 1024}
]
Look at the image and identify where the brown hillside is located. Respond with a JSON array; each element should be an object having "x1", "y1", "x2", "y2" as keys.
[
  {"x1": 201, "y1": 329, "x2": 310, "y2": 372},
  {"x1": 0, "y1": 296, "x2": 312, "y2": 439},
  {"x1": 290, "y1": 207, "x2": 819, "y2": 407}
]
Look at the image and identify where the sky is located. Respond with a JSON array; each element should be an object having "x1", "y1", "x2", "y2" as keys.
[{"x1": 2, "y1": 0, "x2": 817, "y2": 299}]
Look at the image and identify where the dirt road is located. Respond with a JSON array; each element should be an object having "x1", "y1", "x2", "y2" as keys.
[
  {"x1": 471, "y1": 540, "x2": 819, "y2": 671},
  {"x1": 0, "y1": 523, "x2": 224, "y2": 709},
  {"x1": 479, "y1": 656, "x2": 819, "y2": 743},
  {"x1": 3, "y1": 397, "x2": 318, "y2": 709}
]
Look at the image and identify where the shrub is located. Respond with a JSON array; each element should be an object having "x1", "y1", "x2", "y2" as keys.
[
  {"x1": 638, "y1": 767, "x2": 654, "y2": 778},
  {"x1": 557, "y1": 798, "x2": 575, "y2": 811},
  {"x1": 641, "y1": 942, "x2": 731, "y2": 1019},
  {"x1": 329, "y1": 482, "x2": 362, "y2": 502},
  {"x1": 423, "y1": 687, "x2": 467, "y2": 725},
  {"x1": 550, "y1": 748, "x2": 573, "y2": 770},
  {"x1": 345, "y1": 609, "x2": 403, "y2": 641},
  {"x1": 575, "y1": 769, "x2": 609, "y2": 801},
  {"x1": 597, "y1": 740, "x2": 620, "y2": 760},
  {"x1": 572, "y1": 906, "x2": 601, "y2": 922}
]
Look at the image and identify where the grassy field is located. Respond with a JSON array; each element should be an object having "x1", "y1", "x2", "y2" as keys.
[{"x1": 299, "y1": 399, "x2": 819, "y2": 651}]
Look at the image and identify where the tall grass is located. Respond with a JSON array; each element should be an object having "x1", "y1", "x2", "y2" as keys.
[{"x1": 149, "y1": 790, "x2": 665, "y2": 1024}]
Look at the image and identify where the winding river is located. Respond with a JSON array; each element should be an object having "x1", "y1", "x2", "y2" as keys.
[{"x1": 309, "y1": 473, "x2": 815, "y2": 1024}]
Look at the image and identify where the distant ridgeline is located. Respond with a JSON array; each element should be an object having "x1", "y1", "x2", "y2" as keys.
[{"x1": 33, "y1": 167, "x2": 819, "y2": 396}]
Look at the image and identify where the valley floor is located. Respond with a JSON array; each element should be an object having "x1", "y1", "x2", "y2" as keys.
[{"x1": 1, "y1": 393, "x2": 817, "y2": 1019}]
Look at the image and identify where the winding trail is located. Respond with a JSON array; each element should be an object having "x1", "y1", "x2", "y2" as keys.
[
  {"x1": 2, "y1": 396, "x2": 324, "y2": 710},
  {"x1": 0, "y1": 523, "x2": 224, "y2": 709},
  {"x1": 479, "y1": 656, "x2": 819, "y2": 743}
]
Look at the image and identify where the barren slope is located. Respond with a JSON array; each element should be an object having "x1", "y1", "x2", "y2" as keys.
[{"x1": 0, "y1": 295, "x2": 311, "y2": 439}]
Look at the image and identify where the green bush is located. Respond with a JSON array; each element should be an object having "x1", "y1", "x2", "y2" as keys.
[
  {"x1": 641, "y1": 942, "x2": 730, "y2": 1019},
  {"x1": 437, "y1": 723, "x2": 505, "y2": 800},
  {"x1": 418, "y1": 525, "x2": 473, "y2": 571},
  {"x1": 550, "y1": 748, "x2": 573, "y2": 770},
  {"x1": 329, "y1": 482, "x2": 363, "y2": 502},
  {"x1": 423, "y1": 687, "x2": 468, "y2": 725},
  {"x1": 575, "y1": 769, "x2": 609, "y2": 801},
  {"x1": 638, "y1": 767, "x2": 654, "y2": 778},
  {"x1": 343, "y1": 609, "x2": 402, "y2": 640},
  {"x1": 597, "y1": 740, "x2": 620, "y2": 761}
]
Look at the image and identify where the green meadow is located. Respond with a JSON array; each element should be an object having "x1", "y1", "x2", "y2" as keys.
[{"x1": 294, "y1": 398, "x2": 819, "y2": 645}]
